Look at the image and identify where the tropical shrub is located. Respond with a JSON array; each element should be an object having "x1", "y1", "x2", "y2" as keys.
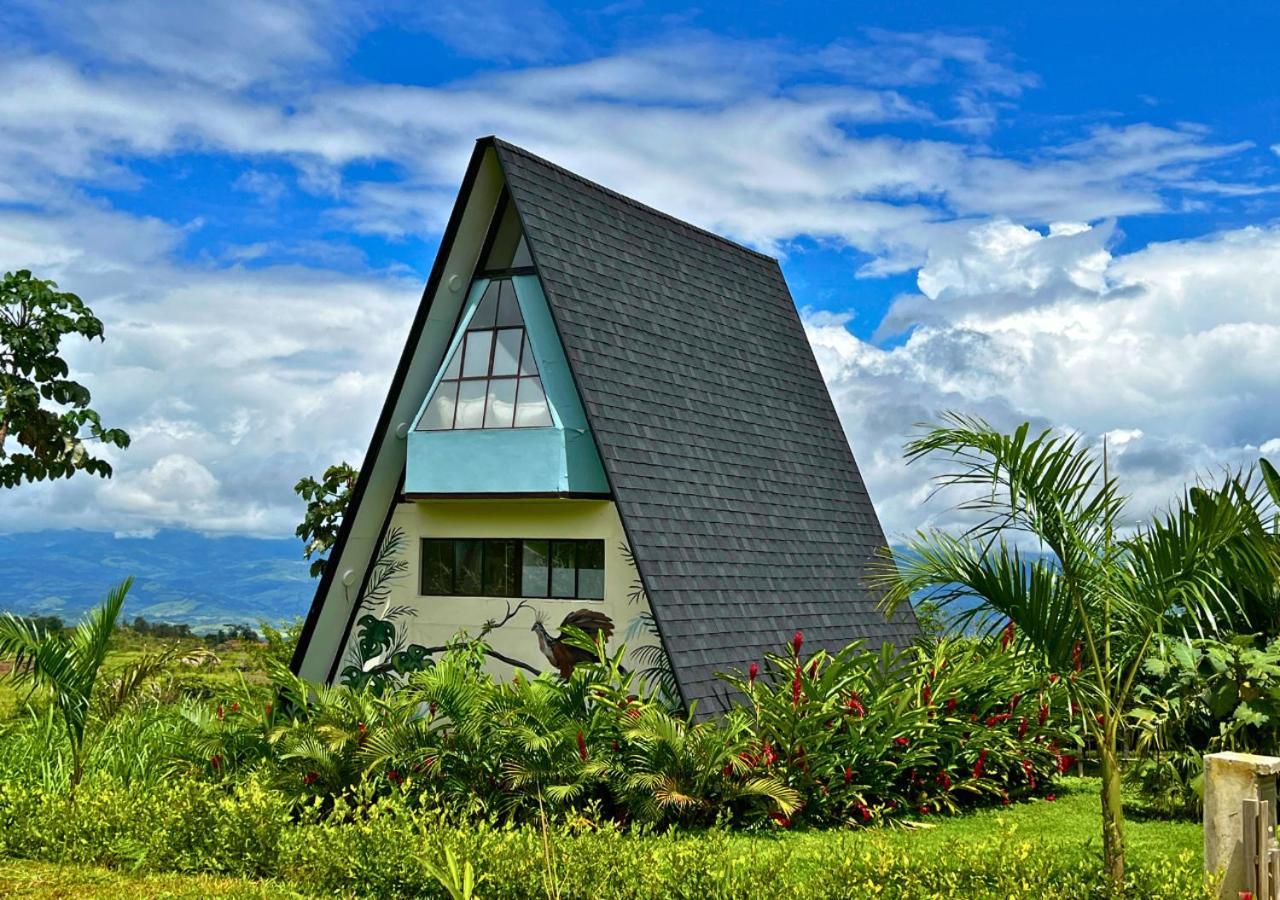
[{"x1": 1129, "y1": 632, "x2": 1280, "y2": 816}]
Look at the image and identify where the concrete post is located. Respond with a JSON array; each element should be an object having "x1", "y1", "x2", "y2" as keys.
[{"x1": 1205, "y1": 751, "x2": 1280, "y2": 898}]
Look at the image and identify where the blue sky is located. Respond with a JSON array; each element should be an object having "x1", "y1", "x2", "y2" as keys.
[{"x1": 1, "y1": 0, "x2": 1278, "y2": 542}]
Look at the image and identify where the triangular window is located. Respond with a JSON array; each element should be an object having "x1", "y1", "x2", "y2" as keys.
[{"x1": 417, "y1": 278, "x2": 553, "y2": 431}]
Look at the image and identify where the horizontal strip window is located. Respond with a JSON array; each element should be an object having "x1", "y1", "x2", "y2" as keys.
[{"x1": 420, "y1": 538, "x2": 605, "y2": 600}]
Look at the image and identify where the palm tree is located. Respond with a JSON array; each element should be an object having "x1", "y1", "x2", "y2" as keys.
[
  {"x1": 881, "y1": 415, "x2": 1278, "y2": 889},
  {"x1": 0, "y1": 577, "x2": 174, "y2": 796}
]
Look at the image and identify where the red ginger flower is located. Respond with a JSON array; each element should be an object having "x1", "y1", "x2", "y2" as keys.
[
  {"x1": 577, "y1": 730, "x2": 588, "y2": 761},
  {"x1": 854, "y1": 803, "x2": 871, "y2": 823},
  {"x1": 973, "y1": 748, "x2": 988, "y2": 779},
  {"x1": 216, "y1": 704, "x2": 224, "y2": 721},
  {"x1": 1000, "y1": 620, "x2": 1015, "y2": 650},
  {"x1": 1018, "y1": 717, "x2": 1028, "y2": 739},
  {"x1": 808, "y1": 659, "x2": 819, "y2": 678},
  {"x1": 748, "y1": 662, "x2": 759, "y2": 684},
  {"x1": 792, "y1": 630, "x2": 804, "y2": 655},
  {"x1": 936, "y1": 771, "x2": 952, "y2": 790},
  {"x1": 922, "y1": 684, "x2": 932, "y2": 706},
  {"x1": 1038, "y1": 703, "x2": 1049, "y2": 727},
  {"x1": 894, "y1": 736, "x2": 910, "y2": 747},
  {"x1": 1072, "y1": 641, "x2": 1083, "y2": 672},
  {"x1": 1008, "y1": 693, "x2": 1021, "y2": 712},
  {"x1": 770, "y1": 811, "x2": 792, "y2": 828},
  {"x1": 792, "y1": 670, "x2": 803, "y2": 707},
  {"x1": 847, "y1": 691, "x2": 865, "y2": 718},
  {"x1": 844, "y1": 766, "x2": 853, "y2": 784},
  {"x1": 985, "y1": 712, "x2": 1011, "y2": 727},
  {"x1": 945, "y1": 697, "x2": 957, "y2": 713},
  {"x1": 210, "y1": 754, "x2": 222, "y2": 772},
  {"x1": 1046, "y1": 794, "x2": 1056, "y2": 802},
  {"x1": 303, "y1": 771, "x2": 318, "y2": 786}
]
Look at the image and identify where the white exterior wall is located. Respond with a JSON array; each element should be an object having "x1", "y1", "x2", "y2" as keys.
[{"x1": 335, "y1": 498, "x2": 664, "y2": 682}]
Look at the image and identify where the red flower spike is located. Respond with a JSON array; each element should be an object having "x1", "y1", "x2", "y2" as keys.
[
  {"x1": 844, "y1": 766, "x2": 853, "y2": 784},
  {"x1": 1008, "y1": 693, "x2": 1021, "y2": 713},
  {"x1": 922, "y1": 684, "x2": 932, "y2": 706},
  {"x1": 576, "y1": 730, "x2": 588, "y2": 761},
  {"x1": 894, "y1": 736, "x2": 910, "y2": 747},
  {"x1": 1038, "y1": 703, "x2": 1049, "y2": 727},
  {"x1": 847, "y1": 691, "x2": 865, "y2": 718},
  {"x1": 216, "y1": 705, "x2": 224, "y2": 721},
  {"x1": 210, "y1": 754, "x2": 222, "y2": 772},
  {"x1": 1017, "y1": 717, "x2": 1028, "y2": 738},
  {"x1": 748, "y1": 662, "x2": 759, "y2": 684},
  {"x1": 229, "y1": 702, "x2": 239, "y2": 714},
  {"x1": 808, "y1": 659, "x2": 819, "y2": 678},
  {"x1": 770, "y1": 811, "x2": 792, "y2": 828},
  {"x1": 1072, "y1": 641, "x2": 1083, "y2": 672},
  {"x1": 936, "y1": 771, "x2": 952, "y2": 790},
  {"x1": 1049, "y1": 673, "x2": 1059, "y2": 684},
  {"x1": 919, "y1": 805, "x2": 930, "y2": 815},
  {"x1": 792, "y1": 630, "x2": 804, "y2": 655},
  {"x1": 973, "y1": 748, "x2": 988, "y2": 780},
  {"x1": 1000, "y1": 620, "x2": 1015, "y2": 650},
  {"x1": 303, "y1": 771, "x2": 318, "y2": 786},
  {"x1": 945, "y1": 698, "x2": 957, "y2": 713},
  {"x1": 792, "y1": 672, "x2": 803, "y2": 707},
  {"x1": 1046, "y1": 794, "x2": 1056, "y2": 802}
]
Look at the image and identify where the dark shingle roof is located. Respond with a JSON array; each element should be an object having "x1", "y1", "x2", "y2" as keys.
[{"x1": 492, "y1": 139, "x2": 919, "y2": 715}]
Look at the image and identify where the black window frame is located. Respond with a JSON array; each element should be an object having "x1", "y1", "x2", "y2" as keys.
[{"x1": 419, "y1": 538, "x2": 605, "y2": 601}]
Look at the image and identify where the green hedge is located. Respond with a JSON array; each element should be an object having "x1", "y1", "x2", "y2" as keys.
[{"x1": 0, "y1": 775, "x2": 1210, "y2": 899}]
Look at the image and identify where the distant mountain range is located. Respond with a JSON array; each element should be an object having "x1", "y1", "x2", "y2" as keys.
[{"x1": 0, "y1": 530, "x2": 314, "y2": 631}]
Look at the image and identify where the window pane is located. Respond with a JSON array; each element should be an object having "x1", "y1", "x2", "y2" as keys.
[
  {"x1": 491, "y1": 329, "x2": 522, "y2": 376},
  {"x1": 496, "y1": 281, "x2": 522, "y2": 327},
  {"x1": 470, "y1": 282, "x2": 499, "y2": 329},
  {"x1": 454, "y1": 540, "x2": 482, "y2": 595},
  {"x1": 484, "y1": 378, "x2": 517, "y2": 428},
  {"x1": 519, "y1": 338, "x2": 538, "y2": 375},
  {"x1": 576, "y1": 541, "x2": 605, "y2": 600},
  {"x1": 461, "y1": 330, "x2": 494, "y2": 378},
  {"x1": 551, "y1": 541, "x2": 576, "y2": 598},
  {"x1": 483, "y1": 200, "x2": 523, "y2": 270},
  {"x1": 419, "y1": 381, "x2": 458, "y2": 431},
  {"x1": 483, "y1": 540, "x2": 518, "y2": 597},
  {"x1": 514, "y1": 377, "x2": 553, "y2": 427},
  {"x1": 454, "y1": 380, "x2": 487, "y2": 429},
  {"x1": 511, "y1": 235, "x2": 533, "y2": 268},
  {"x1": 421, "y1": 540, "x2": 454, "y2": 595},
  {"x1": 440, "y1": 345, "x2": 462, "y2": 380},
  {"x1": 521, "y1": 540, "x2": 549, "y2": 598}
]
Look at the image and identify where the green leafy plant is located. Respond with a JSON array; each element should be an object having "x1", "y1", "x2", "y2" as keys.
[
  {"x1": 0, "y1": 578, "x2": 174, "y2": 795},
  {"x1": 0, "y1": 269, "x2": 130, "y2": 487},
  {"x1": 882, "y1": 414, "x2": 1279, "y2": 887},
  {"x1": 294, "y1": 461, "x2": 357, "y2": 577}
]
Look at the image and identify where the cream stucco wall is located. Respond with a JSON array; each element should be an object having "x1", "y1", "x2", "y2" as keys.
[{"x1": 336, "y1": 498, "x2": 664, "y2": 683}]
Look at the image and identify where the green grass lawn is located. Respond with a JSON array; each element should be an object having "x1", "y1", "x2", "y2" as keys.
[{"x1": 0, "y1": 777, "x2": 1202, "y2": 898}]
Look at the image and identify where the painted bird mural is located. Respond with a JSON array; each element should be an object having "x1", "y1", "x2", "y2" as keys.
[{"x1": 531, "y1": 609, "x2": 615, "y2": 679}]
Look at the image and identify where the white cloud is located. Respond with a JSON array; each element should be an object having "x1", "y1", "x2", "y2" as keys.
[
  {"x1": 809, "y1": 221, "x2": 1280, "y2": 536},
  {"x1": 0, "y1": 4, "x2": 1276, "y2": 542}
]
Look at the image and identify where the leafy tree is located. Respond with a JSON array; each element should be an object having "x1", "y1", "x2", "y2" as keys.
[
  {"x1": 294, "y1": 461, "x2": 358, "y2": 577},
  {"x1": 0, "y1": 269, "x2": 130, "y2": 487},
  {"x1": 882, "y1": 415, "x2": 1278, "y2": 889},
  {"x1": 0, "y1": 578, "x2": 177, "y2": 795}
]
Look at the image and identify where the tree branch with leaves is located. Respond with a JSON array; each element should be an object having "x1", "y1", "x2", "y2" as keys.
[{"x1": 0, "y1": 270, "x2": 130, "y2": 488}]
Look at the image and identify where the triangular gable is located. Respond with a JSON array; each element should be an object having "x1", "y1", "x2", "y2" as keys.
[{"x1": 293, "y1": 138, "x2": 918, "y2": 714}]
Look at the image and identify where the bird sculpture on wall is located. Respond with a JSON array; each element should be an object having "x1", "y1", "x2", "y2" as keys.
[{"x1": 531, "y1": 609, "x2": 615, "y2": 679}]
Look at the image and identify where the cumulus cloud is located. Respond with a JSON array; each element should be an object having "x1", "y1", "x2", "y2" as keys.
[
  {"x1": 0, "y1": 1, "x2": 1277, "y2": 541},
  {"x1": 809, "y1": 221, "x2": 1280, "y2": 536}
]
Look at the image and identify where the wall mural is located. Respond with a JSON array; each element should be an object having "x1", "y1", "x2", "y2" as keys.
[{"x1": 339, "y1": 527, "x2": 675, "y2": 700}]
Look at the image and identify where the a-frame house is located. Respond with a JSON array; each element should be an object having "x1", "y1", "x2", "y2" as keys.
[{"x1": 292, "y1": 137, "x2": 918, "y2": 714}]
